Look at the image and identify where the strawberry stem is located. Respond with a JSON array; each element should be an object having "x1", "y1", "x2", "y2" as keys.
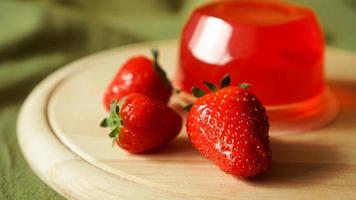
[{"x1": 151, "y1": 48, "x2": 172, "y2": 89}]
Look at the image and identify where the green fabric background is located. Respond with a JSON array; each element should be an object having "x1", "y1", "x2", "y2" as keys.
[{"x1": 0, "y1": 0, "x2": 355, "y2": 199}]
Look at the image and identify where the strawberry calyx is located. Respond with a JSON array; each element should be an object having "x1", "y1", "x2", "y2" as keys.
[
  {"x1": 183, "y1": 74, "x2": 251, "y2": 112},
  {"x1": 239, "y1": 83, "x2": 251, "y2": 90},
  {"x1": 220, "y1": 74, "x2": 231, "y2": 89},
  {"x1": 151, "y1": 49, "x2": 172, "y2": 89},
  {"x1": 100, "y1": 98, "x2": 126, "y2": 146}
]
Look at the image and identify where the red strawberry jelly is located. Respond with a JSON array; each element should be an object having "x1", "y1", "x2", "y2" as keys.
[{"x1": 176, "y1": 0, "x2": 325, "y2": 106}]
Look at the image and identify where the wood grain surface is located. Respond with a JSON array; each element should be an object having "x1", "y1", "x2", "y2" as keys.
[{"x1": 18, "y1": 40, "x2": 356, "y2": 199}]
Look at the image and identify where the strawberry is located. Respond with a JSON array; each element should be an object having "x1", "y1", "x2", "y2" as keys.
[
  {"x1": 103, "y1": 49, "x2": 172, "y2": 111},
  {"x1": 185, "y1": 75, "x2": 271, "y2": 178},
  {"x1": 100, "y1": 93, "x2": 182, "y2": 153}
]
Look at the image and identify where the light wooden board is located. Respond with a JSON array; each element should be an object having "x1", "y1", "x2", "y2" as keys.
[{"x1": 17, "y1": 40, "x2": 356, "y2": 200}]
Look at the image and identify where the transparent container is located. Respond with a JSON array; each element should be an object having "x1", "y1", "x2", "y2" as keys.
[{"x1": 176, "y1": 0, "x2": 339, "y2": 133}]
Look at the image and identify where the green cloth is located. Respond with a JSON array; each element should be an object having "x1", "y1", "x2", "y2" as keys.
[{"x1": 0, "y1": 0, "x2": 355, "y2": 199}]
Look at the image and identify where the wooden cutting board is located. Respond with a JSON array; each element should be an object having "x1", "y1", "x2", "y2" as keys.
[{"x1": 17, "y1": 40, "x2": 356, "y2": 200}]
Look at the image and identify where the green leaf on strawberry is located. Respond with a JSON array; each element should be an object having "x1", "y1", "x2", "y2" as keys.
[
  {"x1": 192, "y1": 87, "x2": 206, "y2": 97},
  {"x1": 220, "y1": 74, "x2": 231, "y2": 89},
  {"x1": 183, "y1": 103, "x2": 193, "y2": 112},
  {"x1": 203, "y1": 81, "x2": 218, "y2": 92},
  {"x1": 100, "y1": 99, "x2": 125, "y2": 146},
  {"x1": 239, "y1": 83, "x2": 252, "y2": 89}
]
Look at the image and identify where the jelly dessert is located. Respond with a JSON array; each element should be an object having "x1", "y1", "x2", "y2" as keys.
[{"x1": 176, "y1": 0, "x2": 325, "y2": 106}]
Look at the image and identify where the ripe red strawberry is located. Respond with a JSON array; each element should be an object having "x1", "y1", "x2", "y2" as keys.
[
  {"x1": 185, "y1": 75, "x2": 271, "y2": 178},
  {"x1": 103, "y1": 49, "x2": 172, "y2": 111},
  {"x1": 100, "y1": 93, "x2": 182, "y2": 153}
]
